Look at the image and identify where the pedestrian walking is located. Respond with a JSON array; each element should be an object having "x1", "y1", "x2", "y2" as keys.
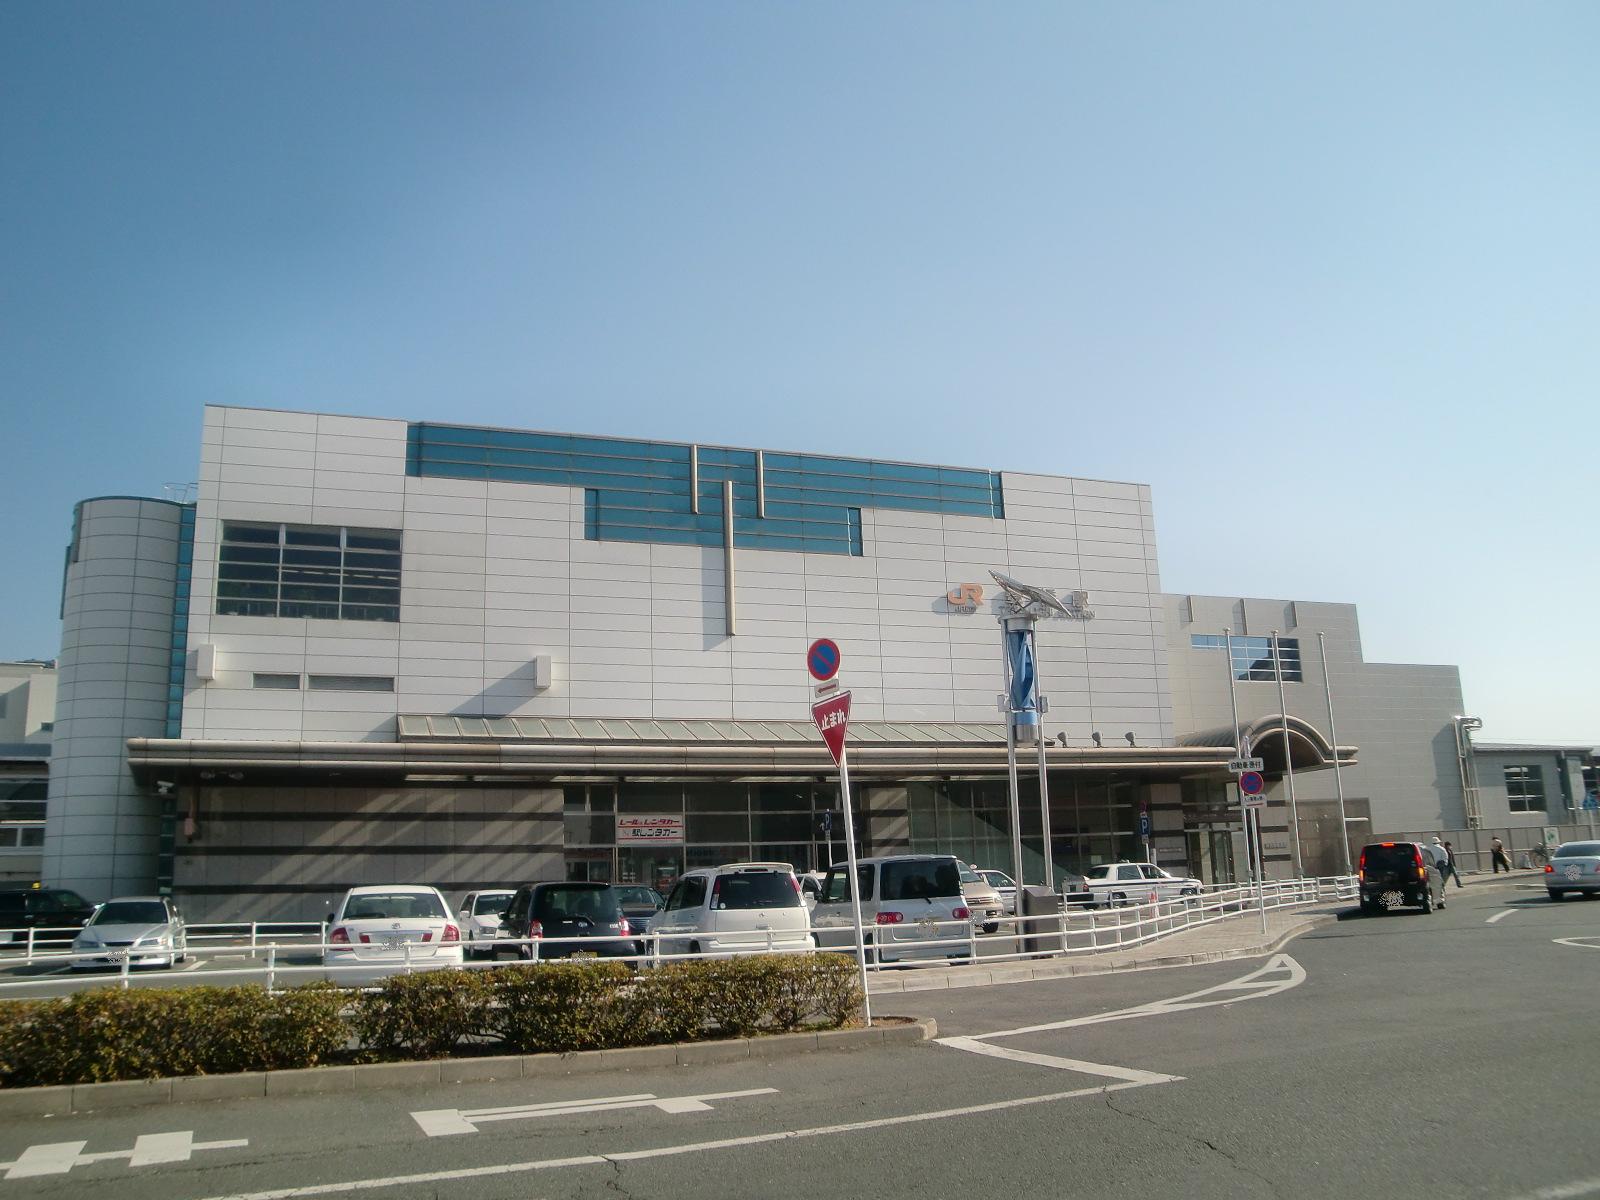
[
  {"x1": 1441, "y1": 840, "x2": 1465, "y2": 888},
  {"x1": 1427, "y1": 838, "x2": 1449, "y2": 908},
  {"x1": 1491, "y1": 836, "x2": 1512, "y2": 874}
]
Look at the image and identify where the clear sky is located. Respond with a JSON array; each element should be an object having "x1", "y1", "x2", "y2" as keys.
[{"x1": 2, "y1": 3, "x2": 1595, "y2": 743}]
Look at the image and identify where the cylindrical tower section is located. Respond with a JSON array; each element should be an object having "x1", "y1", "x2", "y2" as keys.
[{"x1": 43, "y1": 497, "x2": 188, "y2": 902}]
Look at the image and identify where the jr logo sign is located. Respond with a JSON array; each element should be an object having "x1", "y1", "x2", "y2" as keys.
[{"x1": 946, "y1": 583, "x2": 985, "y2": 611}]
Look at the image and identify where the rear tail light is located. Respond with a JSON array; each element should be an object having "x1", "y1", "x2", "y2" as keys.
[
  {"x1": 1545, "y1": 864, "x2": 1555, "y2": 874},
  {"x1": 789, "y1": 875, "x2": 801, "y2": 896},
  {"x1": 1594, "y1": 864, "x2": 1600, "y2": 874},
  {"x1": 619, "y1": 918, "x2": 631, "y2": 936},
  {"x1": 710, "y1": 878, "x2": 723, "y2": 907},
  {"x1": 954, "y1": 906, "x2": 971, "y2": 920},
  {"x1": 329, "y1": 926, "x2": 350, "y2": 946},
  {"x1": 442, "y1": 924, "x2": 459, "y2": 942},
  {"x1": 421, "y1": 932, "x2": 433, "y2": 942},
  {"x1": 875, "y1": 911, "x2": 903, "y2": 925},
  {"x1": 527, "y1": 919, "x2": 543, "y2": 939}
]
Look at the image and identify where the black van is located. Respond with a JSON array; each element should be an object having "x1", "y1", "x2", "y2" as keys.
[{"x1": 1358, "y1": 842, "x2": 1442, "y2": 914}]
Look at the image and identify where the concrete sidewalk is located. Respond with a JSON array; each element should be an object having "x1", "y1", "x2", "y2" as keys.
[{"x1": 868, "y1": 874, "x2": 1531, "y2": 995}]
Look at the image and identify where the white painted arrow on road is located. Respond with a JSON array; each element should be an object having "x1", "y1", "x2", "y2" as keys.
[
  {"x1": 1, "y1": 1131, "x2": 249, "y2": 1180},
  {"x1": 412, "y1": 1088, "x2": 780, "y2": 1137}
]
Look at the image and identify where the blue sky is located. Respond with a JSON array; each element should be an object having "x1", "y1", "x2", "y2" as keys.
[{"x1": 2, "y1": 3, "x2": 1595, "y2": 742}]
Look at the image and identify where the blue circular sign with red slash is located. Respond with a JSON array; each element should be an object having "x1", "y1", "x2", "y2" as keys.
[
  {"x1": 807, "y1": 638, "x2": 841, "y2": 681},
  {"x1": 1238, "y1": 770, "x2": 1266, "y2": 796}
]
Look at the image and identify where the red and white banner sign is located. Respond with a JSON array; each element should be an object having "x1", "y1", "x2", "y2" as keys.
[
  {"x1": 810, "y1": 690, "x2": 852, "y2": 766},
  {"x1": 616, "y1": 815, "x2": 686, "y2": 844}
]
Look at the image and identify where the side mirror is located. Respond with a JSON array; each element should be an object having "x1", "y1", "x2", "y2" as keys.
[{"x1": 81, "y1": 917, "x2": 92, "y2": 927}]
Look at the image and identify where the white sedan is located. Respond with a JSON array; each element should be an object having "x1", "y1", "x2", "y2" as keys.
[
  {"x1": 456, "y1": 889, "x2": 515, "y2": 960},
  {"x1": 323, "y1": 885, "x2": 463, "y2": 984},
  {"x1": 1082, "y1": 862, "x2": 1203, "y2": 907}
]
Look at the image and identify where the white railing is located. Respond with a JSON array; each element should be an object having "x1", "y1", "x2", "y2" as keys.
[{"x1": 0, "y1": 876, "x2": 1354, "y2": 997}]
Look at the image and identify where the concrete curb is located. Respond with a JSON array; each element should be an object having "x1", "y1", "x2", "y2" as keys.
[
  {"x1": 0, "y1": 1018, "x2": 936, "y2": 1119},
  {"x1": 868, "y1": 912, "x2": 1341, "y2": 995}
]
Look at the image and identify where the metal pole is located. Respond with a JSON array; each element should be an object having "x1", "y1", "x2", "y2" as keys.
[
  {"x1": 837, "y1": 749, "x2": 873, "y2": 1026},
  {"x1": 1271, "y1": 630, "x2": 1304, "y2": 878},
  {"x1": 1223, "y1": 628, "x2": 1267, "y2": 933},
  {"x1": 1001, "y1": 619, "x2": 1026, "y2": 891},
  {"x1": 1317, "y1": 632, "x2": 1352, "y2": 875},
  {"x1": 1032, "y1": 619, "x2": 1054, "y2": 891}
]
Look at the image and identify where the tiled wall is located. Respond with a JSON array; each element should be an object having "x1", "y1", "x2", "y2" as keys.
[{"x1": 182, "y1": 406, "x2": 1173, "y2": 747}]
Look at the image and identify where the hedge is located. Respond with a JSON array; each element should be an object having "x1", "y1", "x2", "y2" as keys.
[{"x1": 0, "y1": 954, "x2": 864, "y2": 1087}]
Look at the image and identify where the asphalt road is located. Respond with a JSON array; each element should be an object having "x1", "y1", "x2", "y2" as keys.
[{"x1": 2, "y1": 882, "x2": 1596, "y2": 1200}]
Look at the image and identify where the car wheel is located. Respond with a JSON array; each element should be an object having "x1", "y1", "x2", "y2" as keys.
[
  {"x1": 1111, "y1": 892, "x2": 1126, "y2": 907},
  {"x1": 1549, "y1": 890, "x2": 1565, "y2": 902},
  {"x1": 982, "y1": 921, "x2": 999, "y2": 935},
  {"x1": 689, "y1": 941, "x2": 702, "y2": 957},
  {"x1": 1419, "y1": 888, "x2": 1434, "y2": 914},
  {"x1": 1583, "y1": 892, "x2": 1598, "y2": 901}
]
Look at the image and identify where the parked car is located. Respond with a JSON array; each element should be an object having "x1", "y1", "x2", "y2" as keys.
[
  {"x1": 1058, "y1": 872, "x2": 1093, "y2": 908},
  {"x1": 0, "y1": 886, "x2": 96, "y2": 945},
  {"x1": 71, "y1": 896, "x2": 186, "y2": 970},
  {"x1": 323, "y1": 885, "x2": 463, "y2": 983},
  {"x1": 1545, "y1": 840, "x2": 1600, "y2": 901},
  {"x1": 496, "y1": 882, "x2": 642, "y2": 961},
  {"x1": 811, "y1": 855, "x2": 970, "y2": 964},
  {"x1": 1358, "y1": 842, "x2": 1442, "y2": 914},
  {"x1": 957, "y1": 862, "x2": 1004, "y2": 933},
  {"x1": 457, "y1": 889, "x2": 515, "y2": 960},
  {"x1": 651, "y1": 863, "x2": 811, "y2": 958},
  {"x1": 614, "y1": 884, "x2": 666, "y2": 936},
  {"x1": 974, "y1": 868, "x2": 1016, "y2": 915},
  {"x1": 1081, "y1": 862, "x2": 1203, "y2": 907}
]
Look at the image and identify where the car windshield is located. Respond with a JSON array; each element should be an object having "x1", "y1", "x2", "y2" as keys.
[
  {"x1": 715, "y1": 872, "x2": 800, "y2": 910},
  {"x1": 881, "y1": 859, "x2": 961, "y2": 902},
  {"x1": 979, "y1": 871, "x2": 1013, "y2": 888},
  {"x1": 537, "y1": 886, "x2": 622, "y2": 922},
  {"x1": 471, "y1": 893, "x2": 513, "y2": 915},
  {"x1": 957, "y1": 863, "x2": 980, "y2": 884},
  {"x1": 92, "y1": 901, "x2": 168, "y2": 926},
  {"x1": 615, "y1": 886, "x2": 663, "y2": 908},
  {"x1": 1555, "y1": 842, "x2": 1600, "y2": 858},
  {"x1": 343, "y1": 892, "x2": 447, "y2": 921}
]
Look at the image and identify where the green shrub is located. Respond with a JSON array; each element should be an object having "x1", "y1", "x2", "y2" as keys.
[
  {"x1": 0, "y1": 985, "x2": 350, "y2": 1087},
  {"x1": 487, "y1": 960, "x2": 633, "y2": 1053},
  {"x1": 353, "y1": 971, "x2": 493, "y2": 1060},
  {"x1": 0, "y1": 953, "x2": 865, "y2": 1088}
]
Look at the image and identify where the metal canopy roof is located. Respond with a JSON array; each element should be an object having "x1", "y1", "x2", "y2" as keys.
[{"x1": 397, "y1": 714, "x2": 1009, "y2": 745}]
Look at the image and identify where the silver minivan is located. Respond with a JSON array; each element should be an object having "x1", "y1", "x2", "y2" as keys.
[{"x1": 811, "y1": 855, "x2": 970, "y2": 964}]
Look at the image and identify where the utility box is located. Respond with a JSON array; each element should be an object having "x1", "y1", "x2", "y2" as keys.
[{"x1": 1020, "y1": 886, "x2": 1064, "y2": 956}]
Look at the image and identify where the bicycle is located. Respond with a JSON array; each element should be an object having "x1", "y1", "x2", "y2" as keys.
[{"x1": 1526, "y1": 843, "x2": 1551, "y2": 869}]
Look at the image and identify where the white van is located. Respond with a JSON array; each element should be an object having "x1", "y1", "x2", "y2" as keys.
[
  {"x1": 652, "y1": 863, "x2": 812, "y2": 958},
  {"x1": 810, "y1": 855, "x2": 970, "y2": 964}
]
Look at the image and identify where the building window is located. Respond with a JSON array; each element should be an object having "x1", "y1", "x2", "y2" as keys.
[
  {"x1": 252, "y1": 673, "x2": 302, "y2": 690},
  {"x1": 1504, "y1": 765, "x2": 1546, "y2": 813},
  {"x1": 1190, "y1": 633, "x2": 1303, "y2": 682},
  {"x1": 307, "y1": 674, "x2": 395, "y2": 692},
  {"x1": 217, "y1": 523, "x2": 401, "y2": 622},
  {"x1": 0, "y1": 824, "x2": 44, "y2": 850}
]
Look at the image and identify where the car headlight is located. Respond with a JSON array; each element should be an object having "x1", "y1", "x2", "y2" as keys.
[
  {"x1": 137, "y1": 934, "x2": 172, "y2": 948},
  {"x1": 76, "y1": 934, "x2": 101, "y2": 949}
]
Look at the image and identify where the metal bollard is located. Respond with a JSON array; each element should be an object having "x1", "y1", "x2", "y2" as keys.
[
  {"x1": 25, "y1": 927, "x2": 35, "y2": 965},
  {"x1": 250, "y1": 923, "x2": 259, "y2": 959},
  {"x1": 404, "y1": 941, "x2": 414, "y2": 975},
  {"x1": 1087, "y1": 907, "x2": 1098, "y2": 951},
  {"x1": 119, "y1": 951, "x2": 131, "y2": 990},
  {"x1": 266, "y1": 945, "x2": 277, "y2": 993}
]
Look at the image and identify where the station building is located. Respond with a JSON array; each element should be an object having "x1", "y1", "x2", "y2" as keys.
[{"x1": 39, "y1": 405, "x2": 1587, "y2": 919}]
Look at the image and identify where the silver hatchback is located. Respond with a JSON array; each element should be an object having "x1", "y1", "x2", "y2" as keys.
[{"x1": 1546, "y1": 841, "x2": 1600, "y2": 900}]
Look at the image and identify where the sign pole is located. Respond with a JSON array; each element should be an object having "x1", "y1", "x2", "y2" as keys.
[
  {"x1": 1224, "y1": 628, "x2": 1268, "y2": 932},
  {"x1": 1317, "y1": 632, "x2": 1352, "y2": 876},
  {"x1": 835, "y1": 746, "x2": 872, "y2": 1028},
  {"x1": 1271, "y1": 630, "x2": 1304, "y2": 879},
  {"x1": 1000, "y1": 621, "x2": 1026, "y2": 892}
]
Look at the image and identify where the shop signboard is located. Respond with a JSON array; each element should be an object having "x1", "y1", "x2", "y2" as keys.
[{"x1": 616, "y1": 815, "x2": 686, "y2": 844}]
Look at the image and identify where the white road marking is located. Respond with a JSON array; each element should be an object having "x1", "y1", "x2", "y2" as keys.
[
  {"x1": 188, "y1": 1080, "x2": 1150, "y2": 1200},
  {"x1": 1507, "y1": 1176, "x2": 1600, "y2": 1199},
  {"x1": 1553, "y1": 936, "x2": 1600, "y2": 951},
  {"x1": 1486, "y1": 910, "x2": 1515, "y2": 924},
  {"x1": 0, "y1": 1131, "x2": 247, "y2": 1179},
  {"x1": 934, "y1": 1037, "x2": 1181, "y2": 1085},
  {"x1": 954, "y1": 952, "x2": 1305, "y2": 1043},
  {"x1": 411, "y1": 1088, "x2": 778, "y2": 1137}
]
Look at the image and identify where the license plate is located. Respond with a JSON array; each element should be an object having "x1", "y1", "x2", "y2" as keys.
[
  {"x1": 107, "y1": 950, "x2": 128, "y2": 963},
  {"x1": 916, "y1": 916, "x2": 937, "y2": 937},
  {"x1": 380, "y1": 936, "x2": 404, "y2": 949},
  {"x1": 1565, "y1": 866, "x2": 1583, "y2": 881},
  {"x1": 571, "y1": 950, "x2": 598, "y2": 960}
]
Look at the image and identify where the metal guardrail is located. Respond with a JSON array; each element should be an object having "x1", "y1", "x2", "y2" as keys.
[{"x1": 0, "y1": 876, "x2": 1355, "y2": 997}]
